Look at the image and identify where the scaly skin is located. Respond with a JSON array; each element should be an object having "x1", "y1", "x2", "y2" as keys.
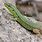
[{"x1": 4, "y1": 3, "x2": 42, "y2": 34}]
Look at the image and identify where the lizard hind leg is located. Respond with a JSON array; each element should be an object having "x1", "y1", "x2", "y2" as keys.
[{"x1": 33, "y1": 29, "x2": 40, "y2": 34}]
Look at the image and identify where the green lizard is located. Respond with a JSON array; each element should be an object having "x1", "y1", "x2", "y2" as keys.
[{"x1": 4, "y1": 3, "x2": 42, "y2": 34}]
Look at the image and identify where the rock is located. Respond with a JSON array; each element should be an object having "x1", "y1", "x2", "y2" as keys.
[
  {"x1": 0, "y1": 0, "x2": 42, "y2": 42},
  {"x1": 0, "y1": 8, "x2": 42, "y2": 42}
]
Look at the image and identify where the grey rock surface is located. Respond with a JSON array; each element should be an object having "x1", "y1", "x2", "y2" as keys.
[
  {"x1": 0, "y1": 7, "x2": 42, "y2": 42},
  {"x1": 0, "y1": 0, "x2": 42, "y2": 42}
]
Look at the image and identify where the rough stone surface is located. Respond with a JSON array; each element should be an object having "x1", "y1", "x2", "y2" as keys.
[
  {"x1": 0, "y1": 6, "x2": 42, "y2": 42},
  {"x1": 0, "y1": 0, "x2": 42, "y2": 42}
]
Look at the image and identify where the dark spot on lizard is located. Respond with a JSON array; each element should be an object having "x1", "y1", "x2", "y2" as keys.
[
  {"x1": 12, "y1": 10, "x2": 14, "y2": 11},
  {"x1": 8, "y1": 4, "x2": 11, "y2": 7}
]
